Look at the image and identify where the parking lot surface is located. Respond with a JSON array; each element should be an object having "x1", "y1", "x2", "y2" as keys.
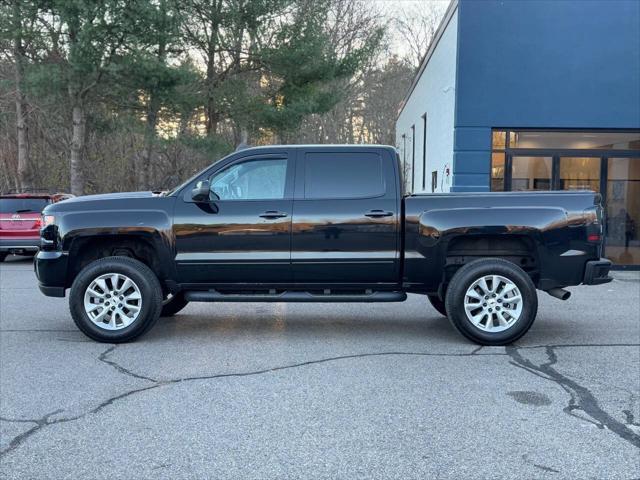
[{"x1": 1, "y1": 256, "x2": 639, "y2": 479}]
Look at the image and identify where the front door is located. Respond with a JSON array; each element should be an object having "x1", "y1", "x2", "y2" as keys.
[
  {"x1": 291, "y1": 148, "x2": 400, "y2": 285},
  {"x1": 173, "y1": 154, "x2": 294, "y2": 284}
]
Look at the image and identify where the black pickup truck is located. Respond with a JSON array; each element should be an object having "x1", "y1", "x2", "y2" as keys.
[{"x1": 35, "y1": 145, "x2": 611, "y2": 345}]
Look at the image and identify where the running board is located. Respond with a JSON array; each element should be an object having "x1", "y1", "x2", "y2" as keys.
[{"x1": 183, "y1": 290, "x2": 407, "y2": 303}]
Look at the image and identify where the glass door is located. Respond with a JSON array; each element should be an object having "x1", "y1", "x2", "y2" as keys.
[
  {"x1": 605, "y1": 157, "x2": 640, "y2": 266},
  {"x1": 510, "y1": 156, "x2": 552, "y2": 190},
  {"x1": 559, "y1": 157, "x2": 601, "y2": 192}
]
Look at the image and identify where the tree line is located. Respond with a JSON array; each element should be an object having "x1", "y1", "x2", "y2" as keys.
[{"x1": 0, "y1": 0, "x2": 442, "y2": 195}]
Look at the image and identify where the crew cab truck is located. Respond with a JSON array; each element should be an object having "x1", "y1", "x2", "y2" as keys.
[{"x1": 35, "y1": 145, "x2": 612, "y2": 345}]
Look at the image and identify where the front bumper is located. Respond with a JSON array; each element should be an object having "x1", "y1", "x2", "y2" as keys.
[
  {"x1": 0, "y1": 238, "x2": 40, "y2": 254},
  {"x1": 583, "y1": 258, "x2": 613, "y2": 285},
  {"x1": 35, "y1": 250, "x2": 68, "y2": 297}
]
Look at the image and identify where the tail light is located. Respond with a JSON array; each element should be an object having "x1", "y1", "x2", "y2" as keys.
[
  {"x1": 587, "y1": 233, "x2": 601, "y2": 243},
  {"x1": 584, "y1": 197, "x2": 604, "y2": 247}
]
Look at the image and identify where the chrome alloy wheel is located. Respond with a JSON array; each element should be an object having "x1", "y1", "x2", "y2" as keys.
[
  {"x1": 83, "y1": 273, "x2": 142, "y2": 330},
  {"x1": 463, "y1": 275, "x2": 523, "y2": 333}
]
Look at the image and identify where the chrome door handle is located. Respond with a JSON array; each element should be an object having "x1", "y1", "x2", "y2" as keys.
[
  {"x1": 259, "y1": 211, "x2": 288, "y2": 219},
  {"x1": 364, "y1": 210, "x2": 393, "y2": 218}
]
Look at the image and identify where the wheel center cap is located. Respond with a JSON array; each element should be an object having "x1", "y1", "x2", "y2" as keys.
[{"x1": 488, "y1": 298, "x2": 497, "y2": 307}]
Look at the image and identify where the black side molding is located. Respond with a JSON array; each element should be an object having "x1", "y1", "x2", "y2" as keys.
[{"x1": 184, "y1": 290, "x2": 407, "y2": 303}]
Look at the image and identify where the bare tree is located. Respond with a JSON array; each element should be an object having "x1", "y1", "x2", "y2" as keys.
[{"x1": 392, "y1": 0, "x2": 447, "y2": 69}]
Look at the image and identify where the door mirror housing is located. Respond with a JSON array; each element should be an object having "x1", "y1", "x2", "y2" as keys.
[{"x1": 191, "y1": 180, "x2": 211, "y2": 203}]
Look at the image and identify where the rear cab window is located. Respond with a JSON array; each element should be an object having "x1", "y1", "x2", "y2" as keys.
[{"x1": 303, "y1": 151, "x2": 386, "y2": 199}]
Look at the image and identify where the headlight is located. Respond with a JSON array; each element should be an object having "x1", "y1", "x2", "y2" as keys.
[{"x1": 43, "y1": 215, "x2": 56, "y2": 227}]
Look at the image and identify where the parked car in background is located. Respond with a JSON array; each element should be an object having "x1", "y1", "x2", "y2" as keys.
[
  {"x1": 0, "y1": 191, "x2": 74, "y2": 261},
  {"x1": 34, "y1": 145, "x2": 611, "y2": 346}
]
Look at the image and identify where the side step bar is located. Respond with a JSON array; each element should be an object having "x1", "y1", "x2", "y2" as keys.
[{"x1": 184, "y1": 290, "x2": 407, "y2": 303}]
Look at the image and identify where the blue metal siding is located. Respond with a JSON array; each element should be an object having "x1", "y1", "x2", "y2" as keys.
[{"x1": 452, "y1": 0, "x2": 640, "y2": 191}]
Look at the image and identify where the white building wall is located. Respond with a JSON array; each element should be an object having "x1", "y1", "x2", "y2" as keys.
[{"x1": 395, "y1": 8, "x2": 458, "y2": 194}]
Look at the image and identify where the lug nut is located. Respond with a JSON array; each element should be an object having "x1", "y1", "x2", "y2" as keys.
[
  {"x1": 496, "y1": 306, "x2": 500, "y2": 311},
  {"x1": 483, "y1": 303, "x2": 487, "y2": 307},
  {"x1": 489, "y1": 308, "x2": 493, "y2": 312}
]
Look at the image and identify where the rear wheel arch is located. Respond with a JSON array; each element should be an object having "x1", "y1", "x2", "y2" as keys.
[{"x1": 442, "y1": 234, "x2": 540, "y2": 287}]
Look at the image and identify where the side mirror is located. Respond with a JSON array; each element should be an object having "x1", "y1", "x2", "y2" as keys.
[{"x1": 191, "y1": 180, "x2": 211, "y2": 203}]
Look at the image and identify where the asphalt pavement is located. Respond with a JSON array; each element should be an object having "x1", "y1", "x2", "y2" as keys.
[{"x1": 1, "y1": 255, "x2": 639, "y2": 479}]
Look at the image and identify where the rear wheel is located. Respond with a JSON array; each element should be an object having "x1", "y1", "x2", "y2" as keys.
[
  {"x1": 427, "y1": 294, "x2": 447, "y2": 317},
  {"x1": 69, "y1": 256, "x2": 162, "y2": 343},
  {"x1": 445, "y1": 258, "x2": 538, "y2": 346},
  {"x1": 160, "y1": 292, "x2": 189, "y2": 317},
  {"x1": 0, "y1": 253, "x2": 7, "y2": 262}
]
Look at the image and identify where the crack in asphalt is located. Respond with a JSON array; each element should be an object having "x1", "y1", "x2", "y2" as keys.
[
  {"x1": 506, "y1": 345, "x2": 640, "y2": 449},
  {"x1": 0, "y1": 346, "x2": 501, "y2": 457},
  {"x1": 97, "y1": 346, "x2": 158, "y2": 383},
  {"x1": 2, "y1": 343, "x2": 638, "y2": 459}
]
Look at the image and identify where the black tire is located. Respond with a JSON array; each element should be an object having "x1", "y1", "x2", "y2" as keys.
[
  {"x1": 160, "y1": 292, "x2": 189, "y2": 317},
  {"x1": 427, "y1": 294, "x2": 447, "y2": 317},
  {"x1": 0, "y1": 253, "x2": 7, "y2": 262},
  {"x1": 445, "y1": 258, "x2": 538, "y2": 346},
  {"x1": 69, "y1": 256, "x2": 163, "y2": 343}
]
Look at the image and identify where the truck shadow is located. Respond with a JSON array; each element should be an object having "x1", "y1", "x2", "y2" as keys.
[{"x1": 150, "y1": 312, "x2": 463, "y2": 344}]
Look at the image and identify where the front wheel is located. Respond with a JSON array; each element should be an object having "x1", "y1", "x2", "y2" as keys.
[
  {"x1": 445, "y1": 258, "x2": 538, "y2": 346},
  {"x1": 69, "y1": 256, "x2": 163, "y2": 343},
  {"x1": 0, "y1": 253, "x2": 7, "y2": 262}
]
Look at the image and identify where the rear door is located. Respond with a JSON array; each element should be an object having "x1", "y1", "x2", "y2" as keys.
[{"x1": 291, "y1": 148, "x2": 400, "y2": 285}]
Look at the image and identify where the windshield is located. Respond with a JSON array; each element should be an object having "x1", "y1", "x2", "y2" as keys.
[{"x1": 0, "y1": 198, "x2": 50, "y2": 213}]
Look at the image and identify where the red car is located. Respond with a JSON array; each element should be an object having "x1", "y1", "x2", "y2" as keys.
[{"x1": 0, "y1": 191, "x2": 74, "y2": 261}]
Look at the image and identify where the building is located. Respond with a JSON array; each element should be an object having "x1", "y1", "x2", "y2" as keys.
[{"x1": 396, "y1": 0, "x2": 640, "y2": 269}]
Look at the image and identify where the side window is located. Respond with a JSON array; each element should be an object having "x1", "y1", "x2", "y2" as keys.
[
  {"x1": 208, "y1": 158, "x2": 287, "y2": 200},
  {"x1": 304, "y1": 152, "x2": 385, "y2": 199}
]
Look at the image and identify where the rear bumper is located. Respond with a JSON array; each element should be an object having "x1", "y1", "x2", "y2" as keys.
[
  {"x1": 35, "y1": 250, "x2": 68, "y2": 297},
  {"x1": 583, "y1": 258, "x2": 613, "y2": 285},
  {"x1": 0, "y1": 238, "x2": 40, "y2": 253}
]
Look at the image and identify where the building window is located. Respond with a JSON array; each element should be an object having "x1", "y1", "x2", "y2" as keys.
[
  {"x1": 491, "y1": 152, "x2": 505, "y2": 191},
  {"x1": 401, "y1": 133, "x2": 409, "y2": 193},
  {"x1": 431, "y1": 170, "x2": 437, "y2": 193},
  {"x1": 490, "y1": 128, "x2": 640, "y2": 267},
  {"x1": 509, "y1": 131, "x2": 639, "y2": 150},
  {"x1": 422, "y1": 114, "x2": 427, "y2": 191},
  {"x1": 511, "y1": 156, "x2": 552, "y2": 190},
  {"x1": 559, "y1": 157, "x2": 601, "y2": 192},
  {"x1": 411, "y1": 125, "x2": 416, "y2": 192}
]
